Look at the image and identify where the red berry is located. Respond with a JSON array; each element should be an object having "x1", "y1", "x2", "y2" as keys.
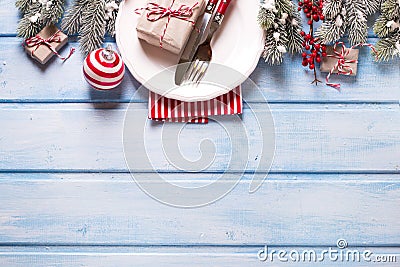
[
  {"x1": 320, "y1": 15, "x2": 325, "y2": 20},
  {"x1": 299, "y1": 1, "x2": 303, "y2": 5},
  {"x1": 298, "y1": 7, "x2": 301, "y2": 11},
  {"x1": 316, "y1": 57, "x2": 322, "y2": 63},
  {"x1": 300, "y1": 31, "x2": 305, "y2": 36},
  {"x1": 309, "y1": 64, "x2": 315, "y2": 69},
  {"x1": 313, "y1": 15, "x2": 319, "y2": 21},
  {"x1": 310, "y1": 39, "x2": 315, "y2": 45},
  {"x1": 302, "y1": 52, "x2": 307, "y2": 58},
  {"x1": 305, "y1": 45, "x2": 311, "y2": 50},
  {"x1": 302, "y1": 60, "x2": 308, "y2": 66},
  {"x1": 314, "y1": 43, "x2": 321, "y2": 50},
  {"x1": 308, "y1": 20, "x2": 313, "y2": 25},
  {"x1": 305, "y1": 34, "x2": 311, "y2": 40},
  {"x1": 304, "y1": 8, "x2": 309, "y2": 13},
  {"x1": 322, "y1": 52, "x2": 327, "y2": 57},
  {"x1": 308, "y1": 57, "x2": 314, "y2": 63},
  {"x1": 322, "y1": 45, "x2": 327, "y2": 52}
]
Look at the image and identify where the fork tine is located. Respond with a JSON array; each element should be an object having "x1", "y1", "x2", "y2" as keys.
[
  {"x1": 194, "y1": 62, "x2": 209, "y2": 85},
  {"x1": 190, "y1": 61, "x2": 204, "y2": 83},
  {"x1": 184, "y1": 59, "x2": 199, "y2": 85},
  {"x1": 181, "y1": 59, "x2": 209, "y2": 86}
]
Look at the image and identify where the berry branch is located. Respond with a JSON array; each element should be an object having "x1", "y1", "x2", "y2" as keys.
[{"x1": 298, "y1": 0, "x2": 327, "y2": 84}]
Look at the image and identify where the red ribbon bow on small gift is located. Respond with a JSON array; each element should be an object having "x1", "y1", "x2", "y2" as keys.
[
  {"x1": 326, "y1": 42, "x2": 377, "y2": 91},
  {"x1": 25, "y1": 30, "x2": 75, "y2": 62},
  {"x1": 136, "y1": 0, "x2": 199, "y2": 48}
]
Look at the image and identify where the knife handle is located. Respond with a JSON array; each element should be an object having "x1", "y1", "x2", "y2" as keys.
[
  {"x1": 216, "y1": 0, "x2": 232, "y2": 15},
  {"x1": 206, "y1": 0, "x2": 218, "y2": 14},
  {"x1": 214, "y1": 0, "x2": 232, "y2": 24}
]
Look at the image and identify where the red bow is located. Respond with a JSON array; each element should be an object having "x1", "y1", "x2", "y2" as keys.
[
  {"x1": 25, "y1": 30, "x2": 75, "y2": 62},
  {"x1": 136, "y1": 1, "x2": 199, "y2": 48},
  {"x1": 326, "y1": 42, "x2": 377, "y2": 91}
]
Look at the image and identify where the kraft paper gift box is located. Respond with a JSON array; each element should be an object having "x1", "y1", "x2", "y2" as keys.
[
  {"x1": 320, "y1": 46, "x2": 359, "y2": 76},
  {"x1": 25, "y1": 24, "x2": 68, "y2": 64},
  {"x1": 136, "y1": 0, "x2": 206, "y2": 55}
]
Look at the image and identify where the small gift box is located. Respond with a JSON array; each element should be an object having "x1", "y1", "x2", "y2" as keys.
[
  {"x1": 24, "y1": 24, "x2": 70, "y2": 64},
  {"x1": 136, "y1": 0, "x2": 205, "y2": 55},
  {"x1": 320, "y1": 45, "x2": 359, "y2": 76}
]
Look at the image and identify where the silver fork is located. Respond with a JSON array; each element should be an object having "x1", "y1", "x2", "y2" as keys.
[
  {"x1": 182, "y1": 0, "x2": 232, "y2": 85},
  {"x1": 184, "y1": 59, "x2": 209, "y2": 85}
]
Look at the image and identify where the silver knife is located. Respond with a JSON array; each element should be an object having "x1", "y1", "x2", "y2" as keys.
[{"x1": 174, "y1": 0, "x2": 219, "y2": 85}]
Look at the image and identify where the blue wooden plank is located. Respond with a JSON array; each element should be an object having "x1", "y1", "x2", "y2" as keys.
[
  {"x1": 0, "y1": 38, "x2": 399, "y2": 103},
  {"x1": 0, "y1": 103, "x2": 398, "y2": 172},
  {"x1": 0, "y1": 0, "x2": 20, "y2": 36},
  {"x1": 0, "y1": 173, "x2": 399, "y2": 245},
  {"x1": 0, "y1": 246, "x2": 399, "y2": 266}
]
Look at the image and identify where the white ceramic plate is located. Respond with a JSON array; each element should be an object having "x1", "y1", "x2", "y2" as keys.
[{"x1": 116, "y1": 0, "x2": 264, "y2": 102}]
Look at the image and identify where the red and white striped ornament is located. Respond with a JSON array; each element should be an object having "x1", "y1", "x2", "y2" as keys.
[{"x1": 83, "y1": 45, "x2": 125, "y2": 90}]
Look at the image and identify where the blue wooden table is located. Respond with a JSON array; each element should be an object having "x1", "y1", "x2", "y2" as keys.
[{"x1": 1, "y1": 1, "x2": 400, "y2": 266}]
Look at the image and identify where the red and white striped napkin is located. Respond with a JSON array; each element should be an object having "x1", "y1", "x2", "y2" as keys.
[{"x1": 148, "y1": 86, "x2": 242, "y2": 123}]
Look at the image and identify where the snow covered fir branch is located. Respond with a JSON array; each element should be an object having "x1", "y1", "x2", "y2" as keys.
[
  {"x1": 258, "y1": 0, "x2": 303, "y2": 65},
  {"x1": 374, "y1": 0, "x2": 400, "y2": 60},
  {"x1": 16, "y1": 0, "x2": 65, "y2": 38},
  {"x1": 61, "y1": 0, "x2": 121, "y2": 55},
  {"x1": 315, "y1": 0, "x2": 381, "y2": 45}
]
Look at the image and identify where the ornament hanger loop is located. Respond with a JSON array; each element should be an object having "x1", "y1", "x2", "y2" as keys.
[{"x1": 102, "y1": 44, "x2": 115, "y2": 61}]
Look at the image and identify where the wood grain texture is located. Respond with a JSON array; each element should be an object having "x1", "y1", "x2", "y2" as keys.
[
  {"x1": 0, "y1": 173, "x2": 399, "y2": 245},
  {"x1": 0, "y1": 38, "x2": 399, "y2": 103},
  {"x1": 1, "y1": 1, "x2": 400, "y2": 264},
  {"x1": 0, "y1": 103, "x2": 398, "y2": 172}
]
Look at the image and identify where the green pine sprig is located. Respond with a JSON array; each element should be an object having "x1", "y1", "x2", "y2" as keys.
[
  {"x1": 373, "y1": 0, "x2": 400, "y2": 61},
  {"x1": 62, "y1": 0, "x2": 121, "y2": 55},
  {"x1": 16, "y1": 0, "x2": 65, "y2": 38},
  {"x1": 316, "y1": 0, "x2": 382, "y2": 46},
  {"x1": 105, "y1": 0, "x2": 121, "y2": 36},
  {"x1": 345, "y1": 0, "x2": 368, "y2": 44},
  {"x1": 16, "y1": 0, "x2": 33, "y2": 12},
  {"x1": 79, "y1": 0, "x2": 106, "y2": 54},
  {"x1": 263, "y1": 23, "x2": 288, "y2": 65},
  {"x1": 258, "y1": 0, "x2": 303, "y2": 65}
]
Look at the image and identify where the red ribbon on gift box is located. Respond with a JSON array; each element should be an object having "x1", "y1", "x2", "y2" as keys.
[
  {"x1": 25, "y1": 30, "x2": 75, "y2": 62},
  {"x1": 135, "y1": 0, "x2": 199, "y2": 49},
  {"x1": 326, "y1": 42, "x2": 377, "y2": 91}
]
